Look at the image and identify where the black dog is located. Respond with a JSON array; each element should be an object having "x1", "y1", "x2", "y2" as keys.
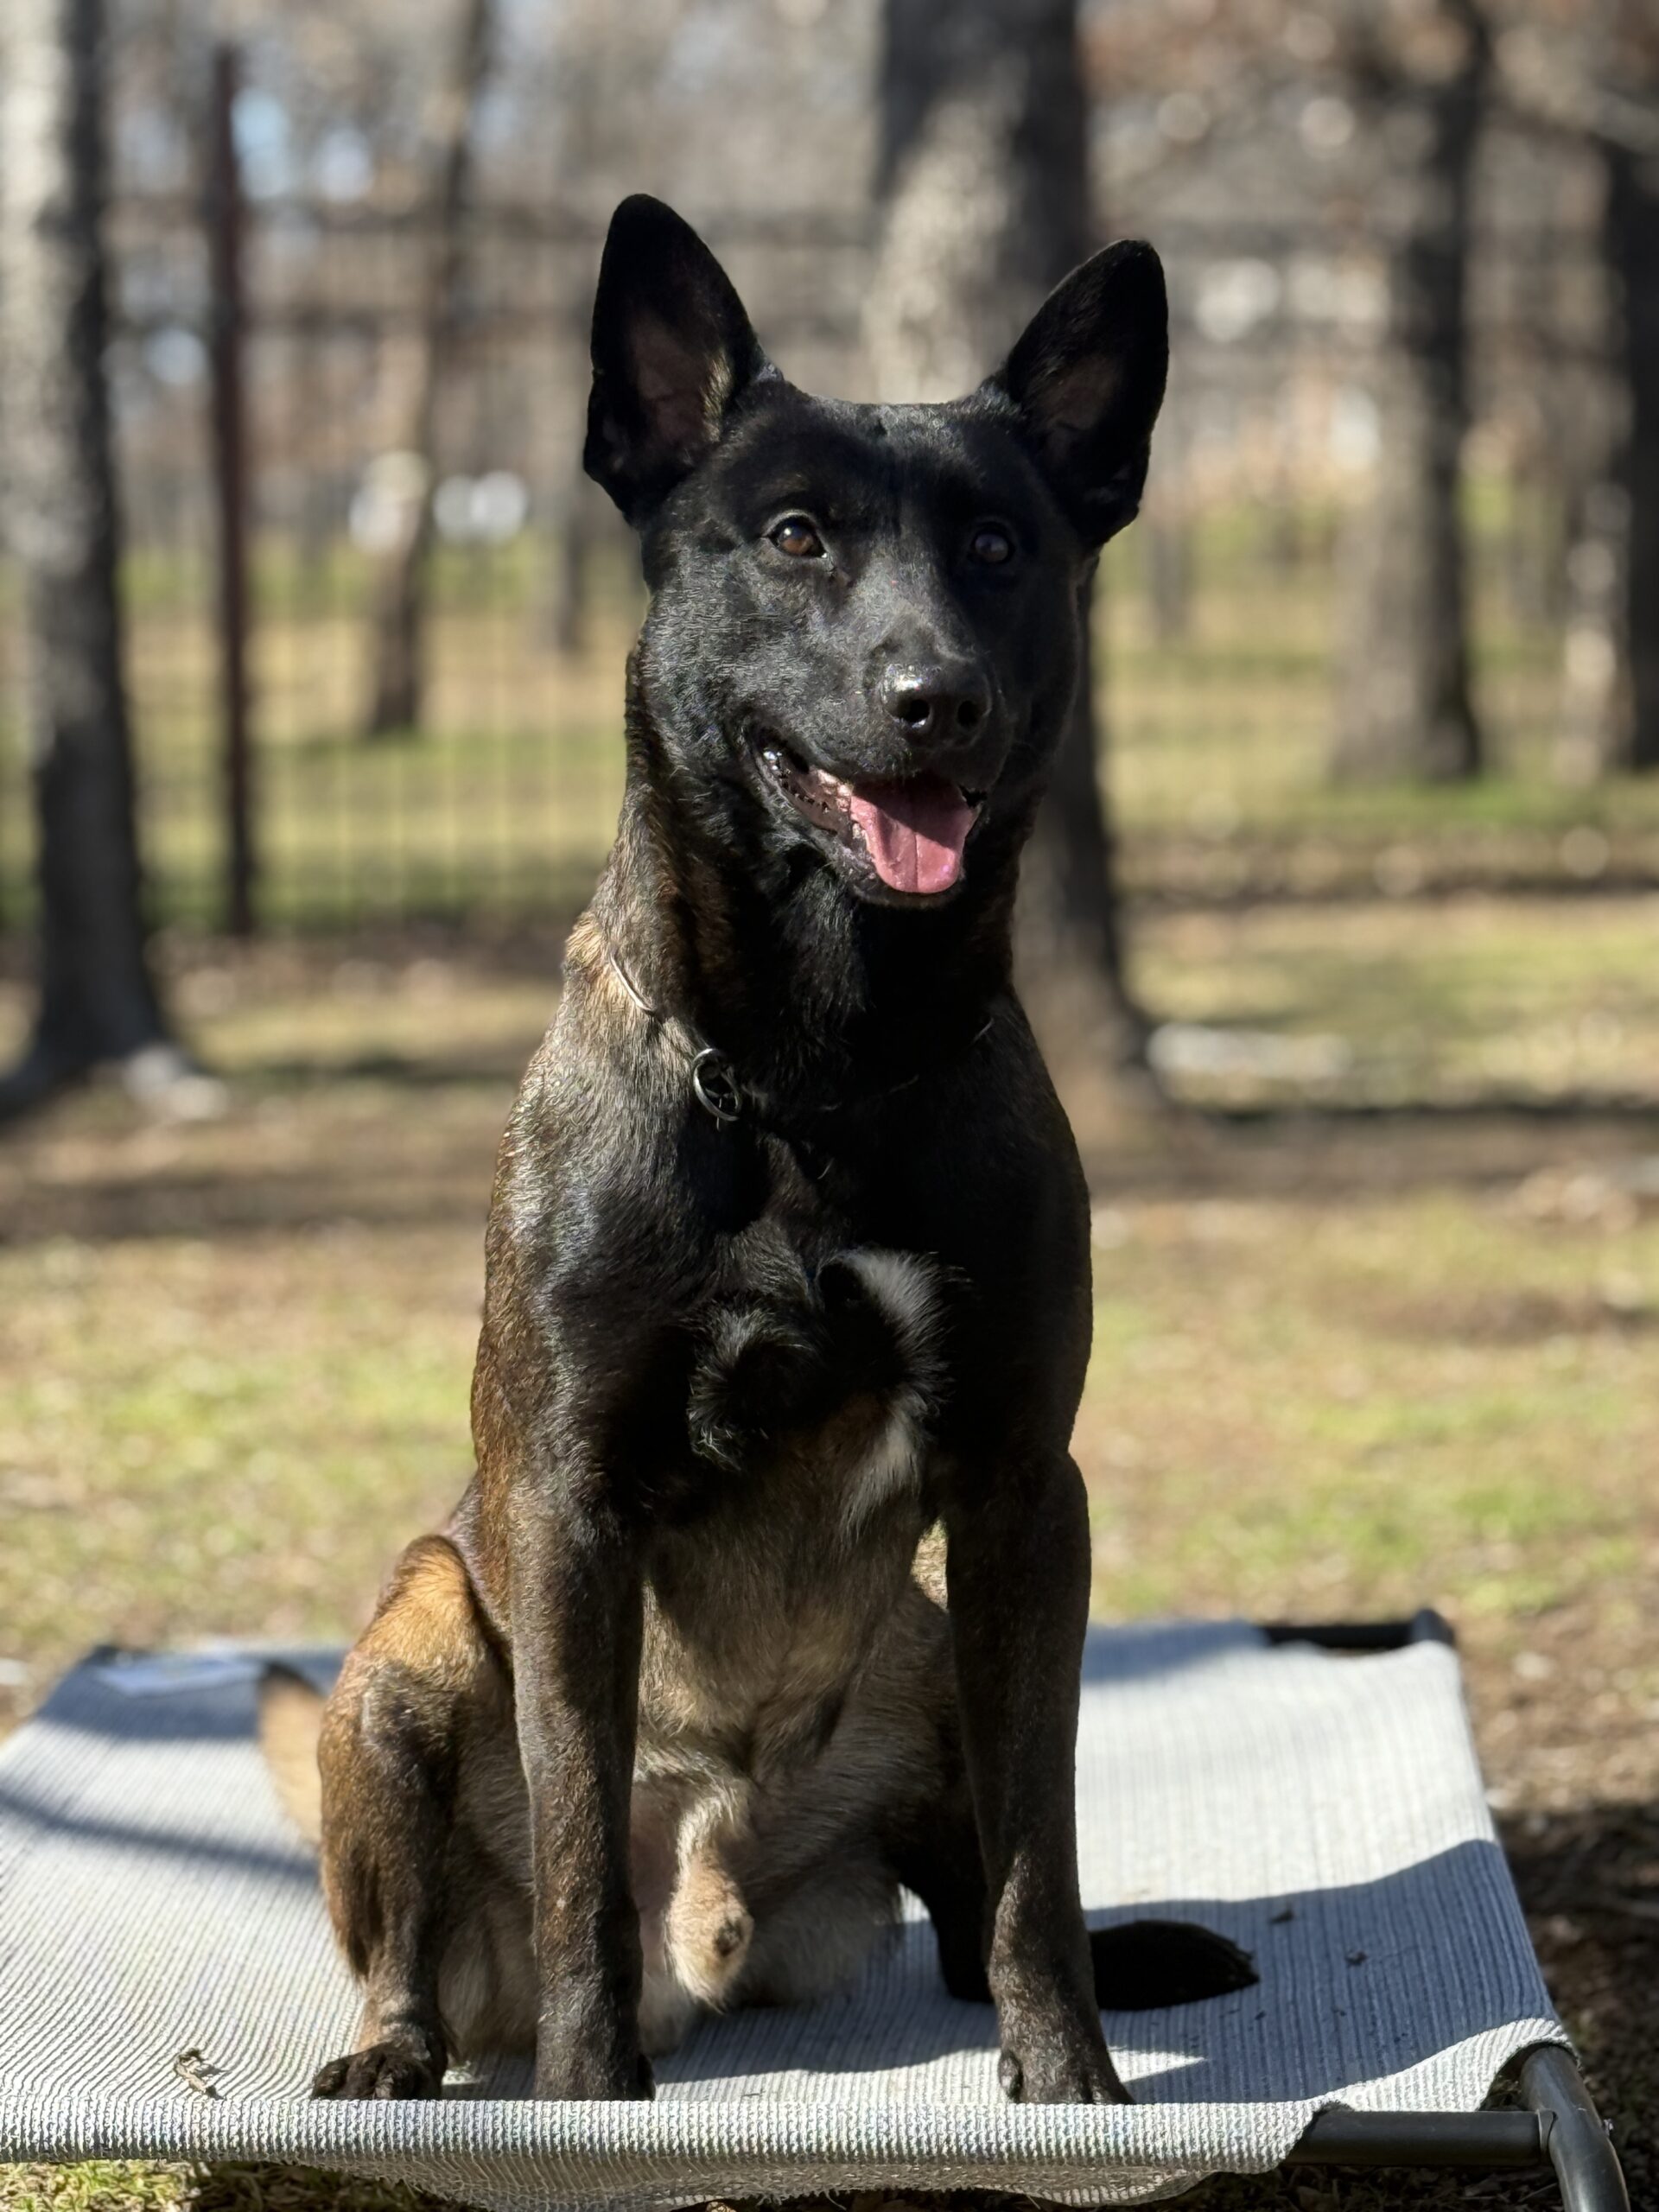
[{"x1": 261, "y1": 194, "x2": 1253, "y2": 2103}]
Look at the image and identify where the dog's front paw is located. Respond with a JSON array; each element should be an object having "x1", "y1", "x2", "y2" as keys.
[
  {"x1": 997, "y1": 2034, "x2": 1132, "y2": 2106},
  {"x1": 311, "y1": 2038, "x2": 443, "y2": 2100},
  {"x1": 687, "y1": 1304, "x2": 817, "y2": 1474}
]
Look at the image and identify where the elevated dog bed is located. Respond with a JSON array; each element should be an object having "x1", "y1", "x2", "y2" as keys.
[{"x1": 0, "y1": 1617, "x2": 1627, "y2": 2209}]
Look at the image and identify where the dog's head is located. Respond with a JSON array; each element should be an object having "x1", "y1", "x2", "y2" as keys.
[{"x1": 586, "y1": 195, "x2": 1166, "y2": 909}]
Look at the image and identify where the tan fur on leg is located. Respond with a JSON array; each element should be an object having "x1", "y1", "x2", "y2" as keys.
[{"x1": 666, "y1": 1798, "x2": 754, "y2": 2008}]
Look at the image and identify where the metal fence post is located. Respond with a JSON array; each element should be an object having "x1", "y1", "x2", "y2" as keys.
[{"x1": 206, "y1": 41, "x2": 254, "y2": 937}]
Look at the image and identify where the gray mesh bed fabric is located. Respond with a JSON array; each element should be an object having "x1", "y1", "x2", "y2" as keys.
[{"x1": 0, "y1": 1622, "x2": 1567, "y2": 2209}]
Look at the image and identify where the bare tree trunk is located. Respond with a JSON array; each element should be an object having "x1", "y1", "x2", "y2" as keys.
[
  {"x1": 1332, "y1": 1, "x2": 1490, "y2": 783},
  {"x1": 543, "y1": 480, "x2": 601, "y2": 658},
  {"x1": 1144, "y1": 512, "x2": 1193, "y2": 645},
  {"x1": 363, "y1": 0, "x2": 491, "y2": 738},
  {"x1": 1555, "y1": 474, "x2": 1630, "y2": 782},
  {"x1": 1606, "y1": 139, "x2": 1659, "y2": 769},
  {"x1": 865, "y1": 0, "x2": 1148, "y2": 1076},
  {"x1": 0, "y1": 0, "x2": 188, "y2": 1116}
]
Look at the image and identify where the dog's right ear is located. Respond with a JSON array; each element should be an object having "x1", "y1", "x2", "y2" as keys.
[{"x1": 584, "y1": 196, "x2": 775, "y2": 525}]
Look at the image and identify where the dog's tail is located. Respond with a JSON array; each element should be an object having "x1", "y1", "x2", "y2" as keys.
[
  {"x1": 1091, "y1": 1919, "x2": 1257, "y2": 2010},
  {"x1": 257, "y1": 1664, "x2": 325, "y2": 1847}
]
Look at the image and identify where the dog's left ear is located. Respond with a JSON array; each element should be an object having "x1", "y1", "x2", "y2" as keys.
[
  {"x1": 584, "y1": 195, "x2": 776, "y2": 524},
  {"x1": 983, "y1": 239, "x2": 1168, "y2": 548}
]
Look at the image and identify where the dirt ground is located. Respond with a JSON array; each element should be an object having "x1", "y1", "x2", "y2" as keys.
[{"x1": 1, "y1": 906, "x2": 1656, "y2": 2212}]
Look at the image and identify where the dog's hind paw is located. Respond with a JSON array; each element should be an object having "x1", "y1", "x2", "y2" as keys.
[
  {"x1": 311, "y1": 2039, "x2": 444, "y2": 2100},
  {"x1": 1090, "y1": 1918, "x2": 1258, "y2": 2011}
]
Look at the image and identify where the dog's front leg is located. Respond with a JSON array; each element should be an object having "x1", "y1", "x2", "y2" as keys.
[
  {"x1": 513, "y1": 1495, "x2": 651, "y2": 2100},
  {"x1": 944, "y1": 1451, "x2": 1129, "y2": 2105}
]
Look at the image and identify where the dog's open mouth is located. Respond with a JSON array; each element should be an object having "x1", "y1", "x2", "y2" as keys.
[{"x1": 758, "y1": 742, "x2": 983, "y2": 898}]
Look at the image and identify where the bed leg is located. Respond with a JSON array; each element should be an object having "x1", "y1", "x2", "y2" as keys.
[{"x1": 1520, "y1": 2045, "x2": 1630, "y2": 2212}]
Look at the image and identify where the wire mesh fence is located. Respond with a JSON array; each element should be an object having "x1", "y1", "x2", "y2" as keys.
[{"x1": 0, "y1": 109, "x2": 1634, "y2": 940}]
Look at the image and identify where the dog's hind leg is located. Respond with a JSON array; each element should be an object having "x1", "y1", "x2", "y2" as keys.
[
  {"x1": 884, "y1": 1774, "x2": 995, "y2": 2002},
  {"x1": 308, "y1": 1533, "x2": 513, "y2": 2099}
]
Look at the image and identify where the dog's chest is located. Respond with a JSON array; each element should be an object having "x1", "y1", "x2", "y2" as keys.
[
  {"x1": 683, "y1": 1239, "x2": 946, "y2": 1524},
  {"x1": 640, "y1": 1238, "x2": 947, "y2": 1750}
]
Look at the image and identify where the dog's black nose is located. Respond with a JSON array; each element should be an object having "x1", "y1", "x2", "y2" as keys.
[{"x1": 880, "y1": 665, "x2": 992, "y2": 741}]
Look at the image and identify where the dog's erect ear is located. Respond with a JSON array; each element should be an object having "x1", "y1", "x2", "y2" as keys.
[
  {"x1": 983, "y1": 239, "x2": 1168, "y2": 549},
  {"x1": 584, "y1": 196, "x2": 774, "y2": 524}
]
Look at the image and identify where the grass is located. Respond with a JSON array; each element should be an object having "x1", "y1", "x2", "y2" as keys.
[
  {"x1": 1081, "y1": 1183, "x2": 1659, "y2": 1628},
  {"x1": 1136, "y1": 897, "x2": 1659, "y2": 1104},
  {"x1": 2, "y1": 897, "x2": 1656, "y2": 1712},
  {"x1": 0, "y1": 2169, "x2": 455, "y2": 2212},
  {"x1": 2, "y1": 889, "x2": 1657, "y2": 2211},
  {"x1": 0, "y1": 2170, "x2": 191, "y2": 2212}
]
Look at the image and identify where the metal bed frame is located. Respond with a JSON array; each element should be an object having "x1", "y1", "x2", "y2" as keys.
[{"x1": 1262, "y1": 1611, "x2": 1630, "y2": 2211}]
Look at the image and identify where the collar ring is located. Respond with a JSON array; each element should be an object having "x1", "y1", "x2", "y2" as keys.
[{"x1": 690, "y1": 1047, "x2": 744, "y2": 1124}]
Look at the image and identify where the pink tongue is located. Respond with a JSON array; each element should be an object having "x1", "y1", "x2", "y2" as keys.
[{"x1": 847, "y1": 777, "x2": 977, "y2": 895}]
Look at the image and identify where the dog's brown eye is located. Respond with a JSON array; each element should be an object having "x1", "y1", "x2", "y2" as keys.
[
  {"x1": 969, "y1": 524, "x2": 1014, "y2": 566},
  {"x1": 771, "y1": 516, "x2": 823, "y2": 558}
]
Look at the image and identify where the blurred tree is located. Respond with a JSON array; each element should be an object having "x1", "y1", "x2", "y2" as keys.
[
  {"x1": 1331, "y1": 0, "x2": 1491, "y2": 784},
  {"x1": 362, "y1": 0, "x2": 493, "y2": 738},
  {"x1": 0, "y1": 0, "x2": 190, "y2": 1117},
  {"x1": 1602, "y1": 125, "x2": 1659, "y2": 769},
  {"x1": 1556, "y1": 475, "x2": 1631, "y2": 782},
  {"x1": 534, "y1": 5, "x2": 623, "y2": 663},
  {"x1": 1493, "y1": 2, "x2": 1659, "y2": 773},
  {"x1": 866, "y1": 0, "x2": 1148, "y2": 1077}
]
